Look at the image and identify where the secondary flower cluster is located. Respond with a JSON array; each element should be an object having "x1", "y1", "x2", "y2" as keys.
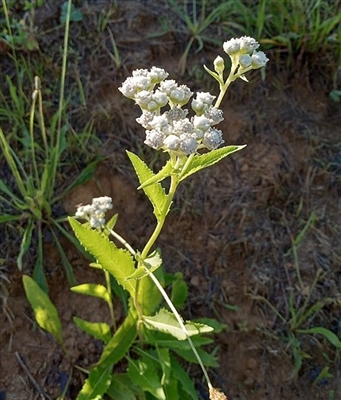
[
  {"x1": 223, "y1": 36, "x2": 269, "y2": 72},
  {"x1": 75, "y1": 196, "x2": 113, "y2": 228},
  {"x1": 119, "y1": 68, "x2": 224, "y2": 155}
]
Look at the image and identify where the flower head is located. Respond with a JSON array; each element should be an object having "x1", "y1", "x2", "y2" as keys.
[{"x1": 75, "y1": 196, "x2": 113, "y2": 228}]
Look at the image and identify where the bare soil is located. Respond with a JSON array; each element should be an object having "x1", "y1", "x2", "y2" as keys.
[{"x1": 1, "y1": 1, "x2": 341, "y2": 399}]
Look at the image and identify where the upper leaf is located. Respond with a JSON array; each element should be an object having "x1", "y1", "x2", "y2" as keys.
[
  {"x1": 126, "y1": 151, "x2": 168, "y2": 221},
  {"x1": 179, "y1": 145, "x2": 246, "y2": 182}
]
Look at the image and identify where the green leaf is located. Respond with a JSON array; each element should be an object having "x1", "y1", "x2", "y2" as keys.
[
  {"x1": 298, "y1": 327, "x2": 341, "y2": 349},
  {"x1": 60, "y1": 2, "x2": 83, "y2": 24},
  {"x1": 73, "y1": 317, "x2": 111, "y2": 344},
  {"x1": 0, "y1": 214, "x2": 22, "y2": 223},
  {"x1": 22, "y1": 275, "x2": 63, "y2": 344},
  {"x1": 179, "y1": 145, "x2": 246, "y2": 182},
  {"x1": 106, "y1": 374, "x2": 138, "y2": 400},
  {"x1": 71, "y1": 283, "x2": 110, "y2": 303},
  {"x1": 97, "y1": 312, "x2": 137, "y2": 367},
  {"x1": 0, "y1": 178, "x2": 25, "y2": 206},
  {"x1": 17, "y1": 219, "x2": 34, "y2": 270},
  {"x1": 126, "y1": 151, "x2": 168, "y2": 221},
  {"x1": 126, "y1": 249, "x2": 163, "y2": 281},
  {"x1": 170, "y1": 272, "x2": 188, "y2": 309},
  {"x1": 143, "y1": 308, "x2": 214, "y2": 340},
  {"x1": 68, "y1": 218, "x2": 136, "y2": 297},
  {"x1": 173, "y1": 346, "x2": 219, "y2": 367},
  {"x1": 170, "y1": 355, "x2": 198, "y2": 400},
  {"x1": 127, "y1": 355, "x2": 166, "y2": 400},
  {"x1": 193, "y1": 317, "x2": 227, "y2": 333},
  {"x1": 138, "y1": 268, "x2": 163, "y2": 315},
  {"x1": 138, "y1": 160, "x2": 173, "y2": 189},
  {"x1": 76, "y1": 365, "x2": 111, "y2": 400}
]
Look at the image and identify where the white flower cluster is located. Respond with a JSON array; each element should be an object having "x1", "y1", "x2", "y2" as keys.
[
  {"x1": 119, "y1": 69, "x2": 224, "y2": 155},
  {"x1": 223, "y1": 36, "x2": 269, "y2": 71},
  {"x1": 75, "y1": 196, "x2": 113, "y2": 228}
]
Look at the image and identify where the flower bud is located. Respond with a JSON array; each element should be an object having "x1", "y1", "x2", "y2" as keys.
[
  {"x1": 223, "y1": 38, "x2": 241, "y2": 55},
  {"x1": 179, "y1": 134, "x2": 198, "y2": 154},
  {"x1": 164, "y1": 135, "x2": 180, "y2": 150},
  {"x1": 239, "y1": 36, "x2": 259, "y2": 54},
  {"x1": 239, "y1": 54, "x2": 252, "y2": 68},
  {"x1": 214, "y1": 56, "x2": 225, "y2": 73},
  {"x1": 144, "y1": 129, "x2": 166, "y2": 150}
]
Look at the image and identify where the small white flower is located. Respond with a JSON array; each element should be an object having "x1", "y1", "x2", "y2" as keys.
[
  {"x1": 163, "y1": 135, "x2": 180, "y2": 150},
  {"x1": 193, "y1": 115, "x2": 211, "y2": 131},
  {"x1": 191, "y1": 99, "x2": 205, "y2": 115},
  {"x1": 239, "y1": 36, "x2": 260, "y2": 53},
  {"x1": 150, "y1": 114, "x2": 169, "y2": 130},
  {"x1": 173, "y1": 118, "x2": 194, "y2": 136},
  {"x1": 136, "y1": 111, "x2": 155, "y2": 129},
  {"x1": 149, "y1": 67, "x2": 169, "y2": 83},
  {"x1": 134, "y1": 76, "x2": 152, "y2": 91},
  {"x1": 196, "y1": 92, "x2": 216, "y2": 106},
  {"x1": 135, "y1": 90, "x2": 153, "y2": 108},
  {"x1": 223, "y1": 38, "x2": 241, "y2": 55},
  {"x1": 118, "y1": 77, "x2": 137, "y2": 99},
  {"x1": 179, "y1": 134, "x2": 198, "y2": 154},
  {"x1": 159, "y1": 79, "x2": 178, "y2": 95},
  {"x1": 251, "y1": 51, "x2": 269, "y2": 68},
  {"x1": 202, "y1": 128, "x2": 224, "y2": 150},
  {"x1": 132, "y1": 69, "x2": 150, "y2": 78},
  {"x1": 145, "y1": 129, "x2": 166, "y2": 149},
  {"x1": 239, "y1": 54, "x2": 252, "y2": 68},
  {"x1": 166, "y1": 107, "x2": 188, "y2": 122},
  {"x1": 152, "y1": 90, "x2": 168, "y2": 107},
  {"x1": 169, "y1": 85, "x2": 193, "y2": 106},
  {"x1": 204, "y1": 107, "x2": 224, "y2": 125}
]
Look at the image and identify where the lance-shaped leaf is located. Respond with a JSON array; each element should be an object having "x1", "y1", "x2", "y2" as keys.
[
  {"x1": 22, "y1": 275, "x2": 63, "y2": 345},
  {"x1": 137, "y1": 160, "x2": 173, "y2": 189},
  {"x1": 143, "y1": 308, "x2": 213, "y2": 340},
  {"x1": 76, "y1": 365, "x2": 112, "y2": 400},
  {"x1": 71, "y1": 283, "x2": 110, "y2": 303},
  {"x1": 97, "y1": 312, "x2": 137, "y2": 367},
  {"x1": 73, "y1": 317, "x2": 111, "y2": 344},
  {"x1": 68, "y1": 218, "x2": 136, "y2": 297},
  {"x1": 126, "y1": 151, "x2": 168, "y2": 221},
  {"x1": 179, "y1": 145, "x2": 246, "y2": 182},
  {"x1": 127, "y1": 355, "x2": 166, "y2": 400}
]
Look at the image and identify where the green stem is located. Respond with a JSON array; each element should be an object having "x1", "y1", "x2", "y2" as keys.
[
  {"x1": 215, "y1": 59, "x2": 239, "y2": 108},
  {"x1": 104, "y1": 269, "x2": 116, "y2": 331},
  {"x1": 145, "y1": 269, "x2": 213, "y2": 389}
]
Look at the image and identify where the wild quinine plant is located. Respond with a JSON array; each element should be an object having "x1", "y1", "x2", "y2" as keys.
[{"x1": 23, "y1": 37, "x2": 268, "y2": 400}]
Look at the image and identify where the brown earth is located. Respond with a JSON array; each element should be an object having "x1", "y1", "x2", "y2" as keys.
[{"x1": 1, "y1": 1, "x2": 341, "y2": 400}]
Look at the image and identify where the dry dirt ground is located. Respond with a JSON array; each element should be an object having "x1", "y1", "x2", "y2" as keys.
[{"x1": 1, "y1": 1, "x2": 341, "y2": 399}]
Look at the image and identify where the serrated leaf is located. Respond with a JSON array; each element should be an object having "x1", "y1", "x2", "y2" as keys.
[
  {"x1": 179, "y1": 145, "x2": 246, "y2": 182},
  {"x1": 138, "y1": 268, "x2": 163, "y2": 315},
  {"x1": 97, "y1": 312, "x2": 137, "y2": 367},
  {"x1": 68, "y1": 218, "x2": 136, "y2": 297},
  {"x1": 73, "y1": 317, "x2": 111, "y2": 344},
  {"x1": 71, "y1": 283, "x2": 110, "y2": 303},
  {"x1": 143, "y1": 308, "x2": 213, "y2": 340},
  {"x1": 298, "y1": 327, "x2": 341, "y2": 349},
  {"x1": 170, "y1": 355, "x2": 198, "y2": 400},
  {"x1": 127, "y1": 356, "x2": 166, "y2": 400},
  {"x1": 126, "y1": 151, "x2": 168, "y2": 221},
  {"x1": 138, "y1": 160, "x2": 173, "y2": 189},
  {"x1": 76, "y1": 365, "x2": 111, "y2": 400},
  {"x1": 22, "y1": 275, "x2": 63, "y2": 344}
]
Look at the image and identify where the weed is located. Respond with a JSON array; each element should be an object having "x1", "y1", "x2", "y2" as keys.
[{"x1": 0, "y1": 0, "x2": 99, "y2": 291}]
